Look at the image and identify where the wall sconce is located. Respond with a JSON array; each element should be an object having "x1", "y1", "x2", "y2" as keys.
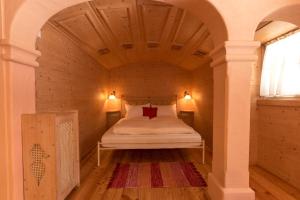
[
  {"x1": 184, "y1": 91, "x2": 192, "y2": 100},
  {"x1": 108, "y1": 91, "x2": 116, "y2": 100}
]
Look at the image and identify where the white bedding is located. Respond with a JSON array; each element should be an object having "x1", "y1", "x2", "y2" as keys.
[
  {"x1": 112, "y1": 116, "x2": 196, "y2": 135},
  {"x1": 102, "y1": 127, "x2": 202, "y2": 146}
]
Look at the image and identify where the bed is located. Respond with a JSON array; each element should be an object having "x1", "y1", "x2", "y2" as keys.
[{"x1": 97, "y1": 96, "x2": 205, "y2": 166}]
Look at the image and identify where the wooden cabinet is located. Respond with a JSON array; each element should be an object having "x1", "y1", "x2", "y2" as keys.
[
  {"x1": 21, "y1": 111, "x2": 80, "y2": 200},
  {"x1": 106, "y1": 111, "x2": 121, "y2": 129},
  {"x1": 179, "y1": 111, "x2": 194, "y2": 127}
]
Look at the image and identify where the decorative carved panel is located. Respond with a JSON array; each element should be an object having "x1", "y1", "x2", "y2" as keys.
[{"x1": 30, "y1": 144, "x2": 49, "y2": 186}]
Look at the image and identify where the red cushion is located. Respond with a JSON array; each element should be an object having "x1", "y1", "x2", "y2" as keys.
[
  {"x1": 143, "y1": 107, "x2": 151, "y2": 117},
  {"x1": 148, "y1": 107, "x2": 157, "y2": 119},
  {"x1": 142, "y1": 106, "x2": 157, "y2": 119}
]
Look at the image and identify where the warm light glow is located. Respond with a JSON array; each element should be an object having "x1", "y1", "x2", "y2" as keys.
[
  {"x1": 184, "y1": 91, "x2": 192, "y2": 100},
  {"x1": 184, "y1": 94, "x2": 192, "y2": 100},
  {"x1": 260, "y1": 31, "x2": 300, "y2": 97},
  {"x1": 108, "y1": 91, "x2": 116, "y2": 100},
  {"x1": 105, "y1": 91, "x2": 120, "y2": 111},
  {"x1": 108, "y1": 94, "x2": 116, "y2": 100}
]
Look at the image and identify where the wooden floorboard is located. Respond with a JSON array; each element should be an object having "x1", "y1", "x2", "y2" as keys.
[
  {"x1": 250, "y1": 166, "x2": 300, "y2": 200},
  {"x1": 67, "y1": 149, "x2": 300, "y2": 200}
]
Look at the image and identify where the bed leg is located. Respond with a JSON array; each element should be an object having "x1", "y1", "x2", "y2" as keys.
[
  {"x1": 97, "y1": 142, "x2": 101, "y2": 167},
  {"x1": 202, "y1": 140, "x2": 205, "y2": 164}
]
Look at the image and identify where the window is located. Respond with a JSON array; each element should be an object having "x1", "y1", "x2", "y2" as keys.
[{"x1": 260, "y1": 31, "x2": 300, "y2": 97}]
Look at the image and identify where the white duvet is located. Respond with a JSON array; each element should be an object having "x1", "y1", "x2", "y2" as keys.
[{"x1": 112, "y1": 116, "x2": 196, "y2": 135}]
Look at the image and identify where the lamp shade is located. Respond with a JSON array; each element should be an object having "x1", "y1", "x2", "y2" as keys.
[
  {"x1": 184, "y1": 91, "x2": 192, "y2": 100},
  {"x1": 108, "y1": 91, "x2": 116, "y2": 100}
]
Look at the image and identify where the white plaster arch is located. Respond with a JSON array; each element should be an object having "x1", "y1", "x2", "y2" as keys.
[
  {"x1": 4, "y1": 1, "x2": 229, "y2": 200},
  {"x1": 250, "y1": 2, "x2": 300, "y2": 40},
  {"x1": 263, "y1": 4, "x2": 300, "y2": 27},
  {"x1": 9, "y1": 0, "x2": 228, "y2": 53},
  {"x1": 9, "y1": 1, "x2": 300, "y2": 200}
]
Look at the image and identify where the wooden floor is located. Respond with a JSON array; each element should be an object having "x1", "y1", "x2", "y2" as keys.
[{"x1": 67, "y1": 149, "x2": 300, "y2": 200}]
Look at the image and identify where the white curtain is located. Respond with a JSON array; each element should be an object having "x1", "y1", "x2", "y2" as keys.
[{"x1": 260, "y1": 31, "x2": 300, "y2": 97}]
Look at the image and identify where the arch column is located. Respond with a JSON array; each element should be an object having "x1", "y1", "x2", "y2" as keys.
[
  {"x1": 208, "y1": 40, "x2": 260, "y2": 200},
  {"x1": 0, "y1": 40, "x2": 40, "y2": 200}
]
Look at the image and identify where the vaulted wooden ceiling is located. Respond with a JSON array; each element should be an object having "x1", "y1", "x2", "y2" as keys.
[
  {"x1": 255, "y1": 21, "x2": 298, "y2": 43},
  {"x1": 48, "y1": 0, "x2": 214, "y2": 70}
]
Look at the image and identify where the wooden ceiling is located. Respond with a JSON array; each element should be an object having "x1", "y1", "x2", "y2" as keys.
[
  {"x1": 48, "y1": 0, "x2": 214, "y2": 70},
  {"x1": 255, "y1": 21, "x2": 298, "y2": 44}
]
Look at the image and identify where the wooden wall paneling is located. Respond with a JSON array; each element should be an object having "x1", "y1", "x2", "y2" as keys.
[
  {"x1": 109, "y1": 62, "x2": 192, "y2": 98},
  {"x1": 36, "y1": 24, "x2": 109, "y2": 158},
  {"x1": 249, "y1": 30, "x2": 300, "y2": 190},
  {"x1": 192, "y1": 63, "x2": 213, "y2": 151},
  {"x1": 257, "y1": 104, "x2": 300, "y2": 190}
]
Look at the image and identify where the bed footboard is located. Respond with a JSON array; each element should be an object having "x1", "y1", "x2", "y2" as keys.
[{"x1": 97, "y1": 140, "x2": 205, "y2": 166}]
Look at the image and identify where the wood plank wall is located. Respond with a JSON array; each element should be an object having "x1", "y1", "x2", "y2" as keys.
[
  {"x1": 256, "y1": 103, "x2": 300, "y2": 190},
  {"x1": 35, "y1": 24, "x2": 109, "y2": 158},
  {"x1": 250, "y1": 47, "x2": 300, "y2": 190},
  {"x1": 192, "y1": 63, "x2": 213, "y2": 152},
  {"x1": 109, "y1": 61, "x2": 214, "y2": 151},
  {"x1": 109, "y1": 62, "x2": 192, "y2": 98},
  {"x1": 34, "y1": 21, "x2": 300, "y2": 191}
]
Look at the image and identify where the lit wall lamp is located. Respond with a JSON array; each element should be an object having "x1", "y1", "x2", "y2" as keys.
[
  {"x1": 184, "y1": 91, "x2": 192, "y2": 100},
  {"x1": 108, "y1": 91, "x2": 116, "y2": 100}
]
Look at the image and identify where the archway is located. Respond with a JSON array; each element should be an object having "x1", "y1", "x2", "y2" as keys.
[
  {"x1": 9, "y1": 0, "x2": 228, "y2": 51},
  {"x1": 5, "y1": 1, "x2": 228, "y2": 199},
  {"x1": 3, "y1": 0, "x2": 279, "y2": 199}
]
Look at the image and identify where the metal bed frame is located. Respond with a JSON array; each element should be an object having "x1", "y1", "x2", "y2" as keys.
[
  {"x1": 97, "y1": 140, "x2": 205, "y2": 166},
  {"x1": 97, "y1": 95, "x2": 205, "y2": 166}
]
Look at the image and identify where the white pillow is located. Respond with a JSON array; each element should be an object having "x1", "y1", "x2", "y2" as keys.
[
  {"x1": 153, "y1": 104, "x2": 177, "y2": 117},
  {"x1": 125, "y1": 104, "x2": 149, "y2": 119}
]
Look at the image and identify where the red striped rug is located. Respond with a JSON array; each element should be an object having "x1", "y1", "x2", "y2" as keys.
[{"x1": 107, "y1": 162, "x2": 207, "y2": 188}]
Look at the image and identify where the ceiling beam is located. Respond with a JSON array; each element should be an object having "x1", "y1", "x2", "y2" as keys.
[
  {"x1": 159, "y1": 7, "x2": 182, "y2": 54},
  {"x1": 88, "y1": 1, "x2": 127, "y2": 64}
]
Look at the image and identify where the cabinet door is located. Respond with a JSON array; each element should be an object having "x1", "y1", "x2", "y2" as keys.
[
  {"x1": 56, "y1": 114, "x2": 79, "y2": 199},
  {"x1": 22, "y1": 114, "x2": 57, "y2": 200}
]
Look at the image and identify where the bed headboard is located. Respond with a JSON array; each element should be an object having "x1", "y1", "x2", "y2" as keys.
[{"x1": 120, "y1": 95, "x2": 178, "y2": 117}]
